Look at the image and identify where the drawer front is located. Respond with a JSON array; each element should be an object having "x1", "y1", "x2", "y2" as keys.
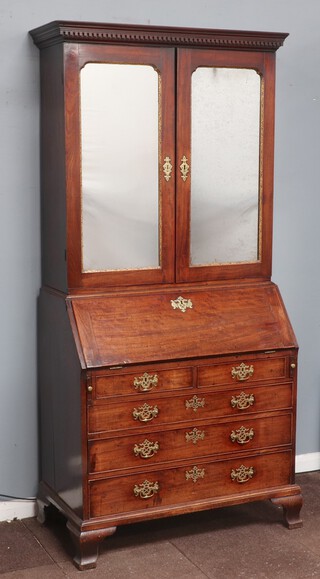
[
  {"x1": 88, "y1": 414, "x2": 292, "y2": 474},
  {"x1": 198, "y1": 356, "x2": 288, "y2": 388},
  {"x1": 93, "y1": 367, "x2": 193, "y2": 399},
  {"x1": 87, "y1": 383, "x2": 293, "y2": 434},
  {"x1": 89, "y1": 450, "x2": 292, "y2": 518}
]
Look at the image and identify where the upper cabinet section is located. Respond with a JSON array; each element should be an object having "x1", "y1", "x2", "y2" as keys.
[{"x1": 30, "y1": 22, "x2": 288, "y2": 292}]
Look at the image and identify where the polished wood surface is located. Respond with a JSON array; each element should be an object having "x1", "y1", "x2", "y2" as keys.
[{"x1": 31, "y1": 21, "x2": 301, "y2": 570}]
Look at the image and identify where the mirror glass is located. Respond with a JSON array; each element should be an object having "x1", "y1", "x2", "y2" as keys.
[
  {"x1": 81, "y1": 63, "x2": 160, "y2": 272},
  {"x1": 190, "y1": 67, "x2": 261, "y2": 266}
]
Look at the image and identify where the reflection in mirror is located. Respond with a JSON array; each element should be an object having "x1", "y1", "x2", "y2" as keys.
[
  {"x1": 81, "y1": 63, "x2": 160, "y2": 272},
  {"x1": 191, "y1": 67, "x2": 261, "y2": 266}
]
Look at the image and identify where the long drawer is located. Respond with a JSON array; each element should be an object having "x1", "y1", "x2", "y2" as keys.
[
  {"x1": 89, "y1": 450, "x2": 292, "y2": 518},
  {"x1": 87, "y1": 383, "x2": 293, "y2": 435},
  {"x1": 88, "y1": 413, "x2": 292, "y2": 474}
]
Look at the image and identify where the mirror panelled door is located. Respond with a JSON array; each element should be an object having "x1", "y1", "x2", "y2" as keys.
[
  {"x1": 176, "y1": 49, "x2": 275, "y2": 282},
  {"x1": 66, "y1": 45, "x2": 176, "y2": 289}
]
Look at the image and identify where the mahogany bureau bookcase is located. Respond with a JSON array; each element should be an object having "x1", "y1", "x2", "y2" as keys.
[{"x1": 30, "y1": 21, "x2": 303, "y2": 570}]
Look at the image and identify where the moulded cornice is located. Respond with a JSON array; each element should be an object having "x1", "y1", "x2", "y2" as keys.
[{"x1": 30, "y1": 21, "x2": 288, "y2": 52}]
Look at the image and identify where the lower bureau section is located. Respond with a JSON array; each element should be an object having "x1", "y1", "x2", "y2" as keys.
[{"x1": 89, "y1": 450, "x2": 292, "y2": 519}]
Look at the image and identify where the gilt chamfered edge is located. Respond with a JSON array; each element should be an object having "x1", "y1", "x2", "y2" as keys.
[
  {"x1": 67, "y1": 282, "x2": 298, "y2": 369},
  {"x1": 29, "y1": 20, "x2": 288, "y2": 51}
]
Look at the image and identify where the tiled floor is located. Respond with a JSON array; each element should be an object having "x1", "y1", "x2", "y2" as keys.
[{"x1": 1, "y1": 472, "x2": 320, "y2": 578}]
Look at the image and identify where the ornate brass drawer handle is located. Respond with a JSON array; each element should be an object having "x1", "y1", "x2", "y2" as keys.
[
  {"x1": 185, "y1": 466, "x2": 205, "y2": 483},
  {"x1": 133, "y1": 439, "x2": 159, "y2": 459},
  {"x1": 231, "y1": 465, "x2": 255, "y2": 484},
  {"x1": 185, "y1": 395, "x2": 205, "y2": 412},
  {"x1": 171, "y1": 296, "x2": 193, "y2": 312},
  {"x1": 132, "y1": 403, "x2": 159, "y2": 422},
  {"x1": 133, "y1": 372, "x2": 158, "y2": 392},
  {"x1": 231, "y1": 391, "x2": 255, "y2": 410},
  {"x1": 231, "y1": 363, "x2": 254, "y2": 381},
  {"x1": 180, "y1": 155, "x2": 189, "y2": 181},
  {"x1": 185, "y1": 427, "x2": 205, "y2": 444},
  {"x1": 133, "y1": 479, "x2": 159, "y2": 499},
  {"x1": 230, "y1": 426, "x2": 254, "y2": 445},
  {"x1": 163, "y1": 156, "x2": 172, "y2": 181}
]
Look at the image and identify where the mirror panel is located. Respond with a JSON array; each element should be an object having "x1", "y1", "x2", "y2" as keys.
[
  {"x1": 190, "y1": 67, "x2": 261, "y2": 266},
  {"x1": 81, "y1": 63, "x2": 160, "y2": 272}
]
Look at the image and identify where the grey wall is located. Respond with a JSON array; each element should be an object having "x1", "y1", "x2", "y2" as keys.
[{"x1": 1, "y1": 0, "x2": 319, "y2": 498}]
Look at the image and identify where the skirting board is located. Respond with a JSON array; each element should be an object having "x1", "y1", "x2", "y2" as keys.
[{"x1": 0, "y1": 453, "x2": 319, "y2": 521}]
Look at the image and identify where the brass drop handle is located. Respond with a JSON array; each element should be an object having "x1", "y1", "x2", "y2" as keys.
[
  {"x1": 230, "y1": 426, "x2": 254, "y2": 445},
  {"x1": 231, "y1": 363, "x2": 254, "y2": 381},
  {"x1": 133, "y1": 480, "x2": 159, "y2": 499},
  {"x1": 132, "y1": 403, "x2": 159, "y2": 423},
  {"x1": 133, "y1": 372, "x2": 158, "y2": 392},
  {"x1": 231, "y1": 392, "x2": 255, "y2": 410},
  {"x1": 133, "y1": 439, "x2": 159, "y2": 459},
  {"x1": 231, "y1": 465, "x2": 255, "y2": 483}
]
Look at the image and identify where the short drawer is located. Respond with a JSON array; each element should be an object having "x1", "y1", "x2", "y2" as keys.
[
  {"x1": 89, "y1": 450, "x2": 292, "y2": 518},
  {"x1": 92, "y1": 367, "x2": 193, "y2": 399},
  {"x1": 87, "y1": 383, "x2": 293, "y2": 435},
  {"x1": 88, "y1": 413, "x2": 292, "y2": 474},
  {"x1": 198, "y1": 355, "x2": 289, "y2": 388}
]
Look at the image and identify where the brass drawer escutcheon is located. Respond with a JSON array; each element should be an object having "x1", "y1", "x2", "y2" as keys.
[
  {"x1": 231, "y1": 391, "x2": 255, "y2": 410},
  {"x1": 180, "y1": 155, "x2": 189, "y2": 181},
  {"x1": 231, "y1": 363, "x2": 254, "y2": 381},
  {"x1": 231, "y1": 465, "x2": 255, "y2": 483},
  {"x1": 163, "y1": 156, "x2": 173, "y2": 181},
  {"x1": 185, "y1": 466, "x2": 205, "y2": 483},
  {"x1": 132, "y1": 403, "x2": 159, "y2": 422},
  {"x1": 230, "y1": 426, "x2": 254, "y2": 445},
  {"x1": 133, "y1": 372, "x2": 158, "y2": 392},
  {"x1": 185, "y1": 427, "x2": 205, "y2": 444},
  {"x1": 133, "y1": 479, "x2": 159, "y2": 499},
  {"x1": 171, "y1": 296, "x2": 193, "y2": 312},
  {"x1": 133, "y1": 439, "x2": 159, "y2": 459},
  {"x1": 185, "y1": 395, "x2": 205, "y2": 412}
]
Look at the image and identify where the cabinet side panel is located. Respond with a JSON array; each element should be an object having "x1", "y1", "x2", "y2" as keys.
[
  {"x1": 38, "y1": 289, "x2": 83, "y2": 514},
  {"x1": 39, "y1": 45, "x2": 67, "y2": 292}
]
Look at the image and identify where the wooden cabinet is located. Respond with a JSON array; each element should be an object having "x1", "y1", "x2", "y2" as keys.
[{"x1": 30, "y1": 21, "x2": 302, "y2": 570}]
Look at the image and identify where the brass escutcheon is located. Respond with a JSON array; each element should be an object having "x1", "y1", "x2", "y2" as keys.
[
  {"x1": 180, "y1": 155, "x2": 189, "y2": 181},
  {"x1": 132, "y1": 403, "x2": 159, "y2": 423},
  {"x1": 133, "y1": 372, "x2": 158, "y2": 392},
  {"x1": 133, "y1": 439, "x2": 159, "y2": 459},
  {"x1": 171, "y1": 296, "x2": 193, "y2": 313},
  {"x1": 185, "y1": 395, "x2": 205, "y2": 412},
  {"x1": 163, "y1": 156, "x2": 173, "y2": 181},
  {"x1": 185, "y1": 428, "x2": 205, "y2": 444},
  {"x1": 133, "y1": 479, "x2": 159, "y2": 499},
  {"x1": 230, "y1": 426, "x2": 254, "y2": 445},
  {"x1": 185, "y1": 466, "x2": 205, "y2": 483},
  {"x1": 231, "y1": 362, "x2": 254, "y2": 381},
  {"x1": 231, "y1": 465, "x2": 254, "y2": 483},
  {"x1": 231, "y1": 391, "x2": 255, "y2": 410}
]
